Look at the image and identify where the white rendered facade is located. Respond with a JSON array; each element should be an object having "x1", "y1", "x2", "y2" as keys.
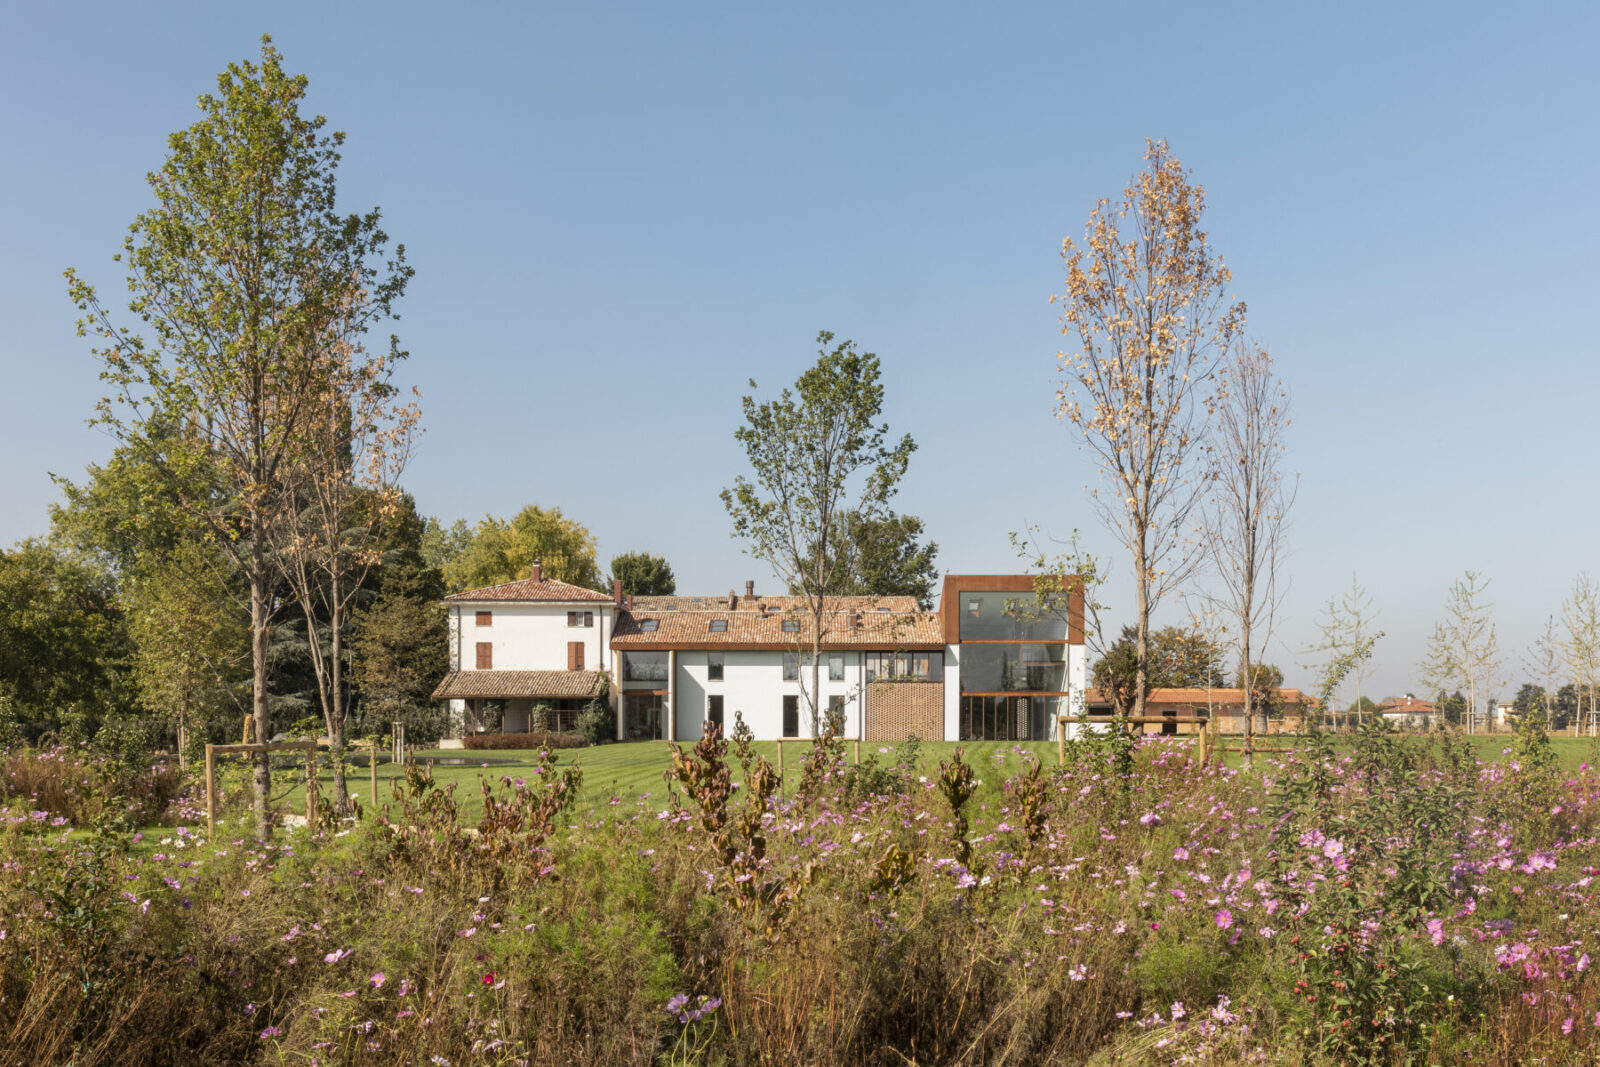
[{"x1": 434, "y1": 573, "x2": 1087, "y2": 743}]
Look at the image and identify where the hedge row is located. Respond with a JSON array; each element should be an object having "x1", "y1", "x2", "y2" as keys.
[{"x1": 461, "y1": 731, "x2": 589, "y2": 751}]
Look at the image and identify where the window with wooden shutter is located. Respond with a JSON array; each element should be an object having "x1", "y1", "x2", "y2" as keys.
[
  {"x1": 475, "y1": 611, "x2": 492, "y2": 626},
  {"x1": 584, "y1": 612, "x2": 594, "y2": 628},
  {"x1": 567, "y1": 611, "x2": 578, "y2": 627},
  {"x1": 476, "y1": 642, "x2": 492, "y2": 670},
  {"x1": 568, "y1": 641, "x2": 584, "y2": 670}
]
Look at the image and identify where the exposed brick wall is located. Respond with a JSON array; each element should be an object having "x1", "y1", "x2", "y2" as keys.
[{"x1": 865, "y1": 681, "x2": 943, "y2": 741}]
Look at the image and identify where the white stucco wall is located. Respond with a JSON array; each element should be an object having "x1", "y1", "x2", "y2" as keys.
[
  {"x1": 450, "y1": 601, "x2": 612, "y2": 673},
  {"x1": 662, "y1": 650, "x2": 869, "y2": 741}
]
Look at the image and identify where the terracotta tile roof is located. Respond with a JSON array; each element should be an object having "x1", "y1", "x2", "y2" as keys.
[
  {"x1": 431, "y1": 670, "x2": 607, "y2": 700},
  {"x1": 612, "y1": 604, "x2": 943, "y2": 650},
  {"x1": 1084, "y1": 687, "x2": 1308, "y2": 708},
  {"x1": 445, "y1": 577, "x2": 612, "y2": 603},
  {"x1": 629, "y1": 594, "x2": 922, "y2": 613}
]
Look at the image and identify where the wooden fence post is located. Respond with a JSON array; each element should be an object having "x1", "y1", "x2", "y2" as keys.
[
  {"x1": 305, "y1": 747, "x2": 318, "y2": 833},
  {"x1": 778, "y1": 739, "x2": 785, "y2": 777},
  {"x1": 205, "y1": 744, "x2": 217, "y2": 835},
  {"x1": 854, "y1": 739, "x2": 861, "y2": 765},
  {"x1": 370, "y1": 737, "x2": 378, "y2": 805}
]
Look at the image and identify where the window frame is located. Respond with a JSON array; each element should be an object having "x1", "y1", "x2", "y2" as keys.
[
  {"x1": 475, "y1": 611, "x2": 492, "y2": 627},
  {"x1": 475, "y1": 642, "x2": 493, "y2": 670},
  {"x1": 828, "y1": 652, "x2": 845, "y2": 681},
  {"x1": 707, "y1": 652, "x2": 724, "y2": 681}
]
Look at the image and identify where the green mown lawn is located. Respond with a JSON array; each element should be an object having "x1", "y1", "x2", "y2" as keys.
[{"x1": 207, "y1": 730, "x2": 1600, "y2": 830}]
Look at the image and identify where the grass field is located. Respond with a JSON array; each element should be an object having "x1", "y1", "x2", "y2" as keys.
[{"x1": 225, "y1": 729, "x2": 1600, "y2": 829}]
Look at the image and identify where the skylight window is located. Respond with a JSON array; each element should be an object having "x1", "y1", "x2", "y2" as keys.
[
  {"x1": 782, "y1": 619, "x2": 800, "y2": 632},
  {"x1": 709, "y1": 619, "x2": 728, "y2": 633},
  {"x1": 639, "y1": 619, "x2": 659, "y2": 632}
]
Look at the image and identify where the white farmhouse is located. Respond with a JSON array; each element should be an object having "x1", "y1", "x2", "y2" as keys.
[{"x1": 433, "y1": 570, "x2": 1087, "y2": 742}]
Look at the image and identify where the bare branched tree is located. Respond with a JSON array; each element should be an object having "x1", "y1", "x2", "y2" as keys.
[
  {"x1": 274, "y1": 297, "x2": 419, "y2": 811},
  {"x1": 1524, "y1": 614, "x2": 1562, "y2": 731},
  {"x1": 1420, "y1": 571, "x2": 1501, "y2": 734},
  {"x1": 1203, "y1": 342, "x2": 1295, "y2": 761},
  {"x1": 1054, "y1": 139, "x2": 1244, "y2": 718},
  {"x1": 1305, "y1": 574, "x2": 1381, "y2": 729},
  {"x1": 1560, "y1": 574, "x2": 1600, "y2": 736}
]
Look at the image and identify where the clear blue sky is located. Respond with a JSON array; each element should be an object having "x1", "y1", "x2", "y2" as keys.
[{"x1": 3, "y1": 1, "x2": 1597, "y2": 705}]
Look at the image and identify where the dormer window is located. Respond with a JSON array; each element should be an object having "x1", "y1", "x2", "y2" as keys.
[
  {"x1": 709, "y1": 619, "x2": 728, "y2": 633},
  {"x1": 639, "y1": 619, "x2": 659, "y2": 632}
]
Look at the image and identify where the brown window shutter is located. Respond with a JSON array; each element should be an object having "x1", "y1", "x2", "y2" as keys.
[
  {"x1": 584, "y1": 612, "x2": 594, "y2": 628},
  {"x1": 476, "y1": 611, "x2": 492, "y2": 626},
  {"x1": 567, "y1": 611, "x2": 577, "y2": 627},
  {"x1": 568, "y1": 641, "x2": 584, "y2": 670},
  {"x1": 476, "y1": 642, "x2": 493, "y2": 670}
]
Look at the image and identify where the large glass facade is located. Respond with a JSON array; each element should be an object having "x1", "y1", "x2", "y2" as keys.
[
  {"x1": 624, "y1": 693, "x2": 664, "y2": 740},
  {"x1": 958, "y1": 592, "x2": 1070, "y2": 641},
  {"x1": 622, "y1": 652, "x2": 668, "y2": 682},
  {"x1": 959, "y1": 695, "x2": 1067, "y2": 741},
  {"x1": 958, "y1": 643, "x2": 1065, "y2": 693}
]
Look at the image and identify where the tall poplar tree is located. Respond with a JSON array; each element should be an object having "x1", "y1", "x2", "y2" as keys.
[
  {"x1": 67, "y1": 38, "x2": 411, "y2": 837},
  {"x1": 1055, "y1": 140, "x2": 1244, "y2": 719}
]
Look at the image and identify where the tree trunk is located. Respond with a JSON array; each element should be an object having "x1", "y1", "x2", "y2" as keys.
[
  {"x1": 329, "y1": 572, "x2": 348, "y2": 813},
  {"x1": 249, "y1": 526, "x2": 273, "y2": 840},
  {"x1": 1241, "y1": 627, "x2": 1254, "y2": 769}
]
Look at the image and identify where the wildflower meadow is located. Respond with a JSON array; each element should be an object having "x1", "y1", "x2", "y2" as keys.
[{"x1": 2, "y1": 718, "x2": 1599, "y2": 1064}]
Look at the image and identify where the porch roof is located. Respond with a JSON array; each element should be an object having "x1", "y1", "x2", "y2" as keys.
[{"x1": 431, "y1": 670, "x2": 607, "y2": 701}]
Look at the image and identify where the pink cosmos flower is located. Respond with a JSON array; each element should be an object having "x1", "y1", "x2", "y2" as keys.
[
  {"x1": 1215, "y1": 909, "x2": 1234, "y2": 930},
  {"x1": 370, "y1": 972, "x2": 386, "y2": 989}
]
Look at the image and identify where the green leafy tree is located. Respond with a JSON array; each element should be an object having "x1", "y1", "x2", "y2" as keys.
[
  {"x1": 444, "y1": 505, "x2": 602, "y2": 593},
  {"x1": 350, "y1": 495, "x2": 449, "y2": 743},
  {"x1": 793, "y1": 511, "x2": 939, "y2": 609},
  {"x1": 610, "y1": 552, "x2": 677, "y2": 596},
  {"x1": 66, "y1": 38, "x2": 411, "y2": 836},
  {"x1": 722, "y1": 332, "x2": 916, "y2": 733},
  {"x1": 420, "y1": 517, "x2": 473, "y2": 575},
  {"x1": 0, "y1": 540, "x2": 133, "y2": 740},
  {"x1": 1092, "y1": 623, "x2": 1227, "y2": 718},
  {"x1": 123, "y1": 541, "x2": 249, "y2": 762}
]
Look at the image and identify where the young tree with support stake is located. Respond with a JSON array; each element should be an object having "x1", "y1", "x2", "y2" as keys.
[
  {"x1": 67, "y1": 38, "x2": 411, "y2": 838},
  {"x1": 722, "y1": 332, "x2": 915, "y2": 735},
  {"x1": 1054, "y1": 140, "x2": 1244, "y2": 720},
  {"x1": 274, "y1": 297, "x2": 419, "y2": 814},
  {"x1": 1203, "y1": 341, "x2": 1295, "y2": 763}
]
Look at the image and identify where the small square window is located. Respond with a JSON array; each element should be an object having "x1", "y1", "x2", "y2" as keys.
[
  {"x1": 709, "y1": 619, "x2": 728, "y2": 633},
  {"x1": 639, "y1": 619, "x2": 659, "y2": 632},
  {"x1": 781, "y1": 619, "x2": 800, "y2": 633},
  {"x1": 475, "y1": 611, "x2": 492, "y2": 626}
]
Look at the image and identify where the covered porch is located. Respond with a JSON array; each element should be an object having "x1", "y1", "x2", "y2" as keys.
[{"x1": 431, "y1": 670, "x2": 608, "y2": 736}]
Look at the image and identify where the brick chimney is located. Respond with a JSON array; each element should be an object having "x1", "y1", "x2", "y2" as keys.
[
  {"x1": 626, "y1": 594, "x2": 633, "y2": 610},
  {"x1": 728, "y1": 589, "x2": 738, "y2": 610},
  {"x1": 848, "y1": 609, "x2": 860, "y2": 630},
  {"x1": 531, "y1": 561, "x2": 542, "y2": 583},
  {"x1": 745, "y1": 580, "x2": 755, "y2": 598},
  {"x1": 613, "y1": 579, "x2": 623, "y2": 607}
]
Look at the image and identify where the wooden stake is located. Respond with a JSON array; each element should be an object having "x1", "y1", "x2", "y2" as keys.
[
  {"x1": 305, "y1": 752, "x2": 318, "y2": 833},
  {"x1": 370, "y1": 737, "x2": 378, "y2": 806},
  {"x1": 205, "y1": 744, "x2": 217, "y2": 835}
]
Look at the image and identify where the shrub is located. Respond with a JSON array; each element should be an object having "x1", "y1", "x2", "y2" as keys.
[{"x1": 461, "y1": 731, "x2": 587, "y2": 751}]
